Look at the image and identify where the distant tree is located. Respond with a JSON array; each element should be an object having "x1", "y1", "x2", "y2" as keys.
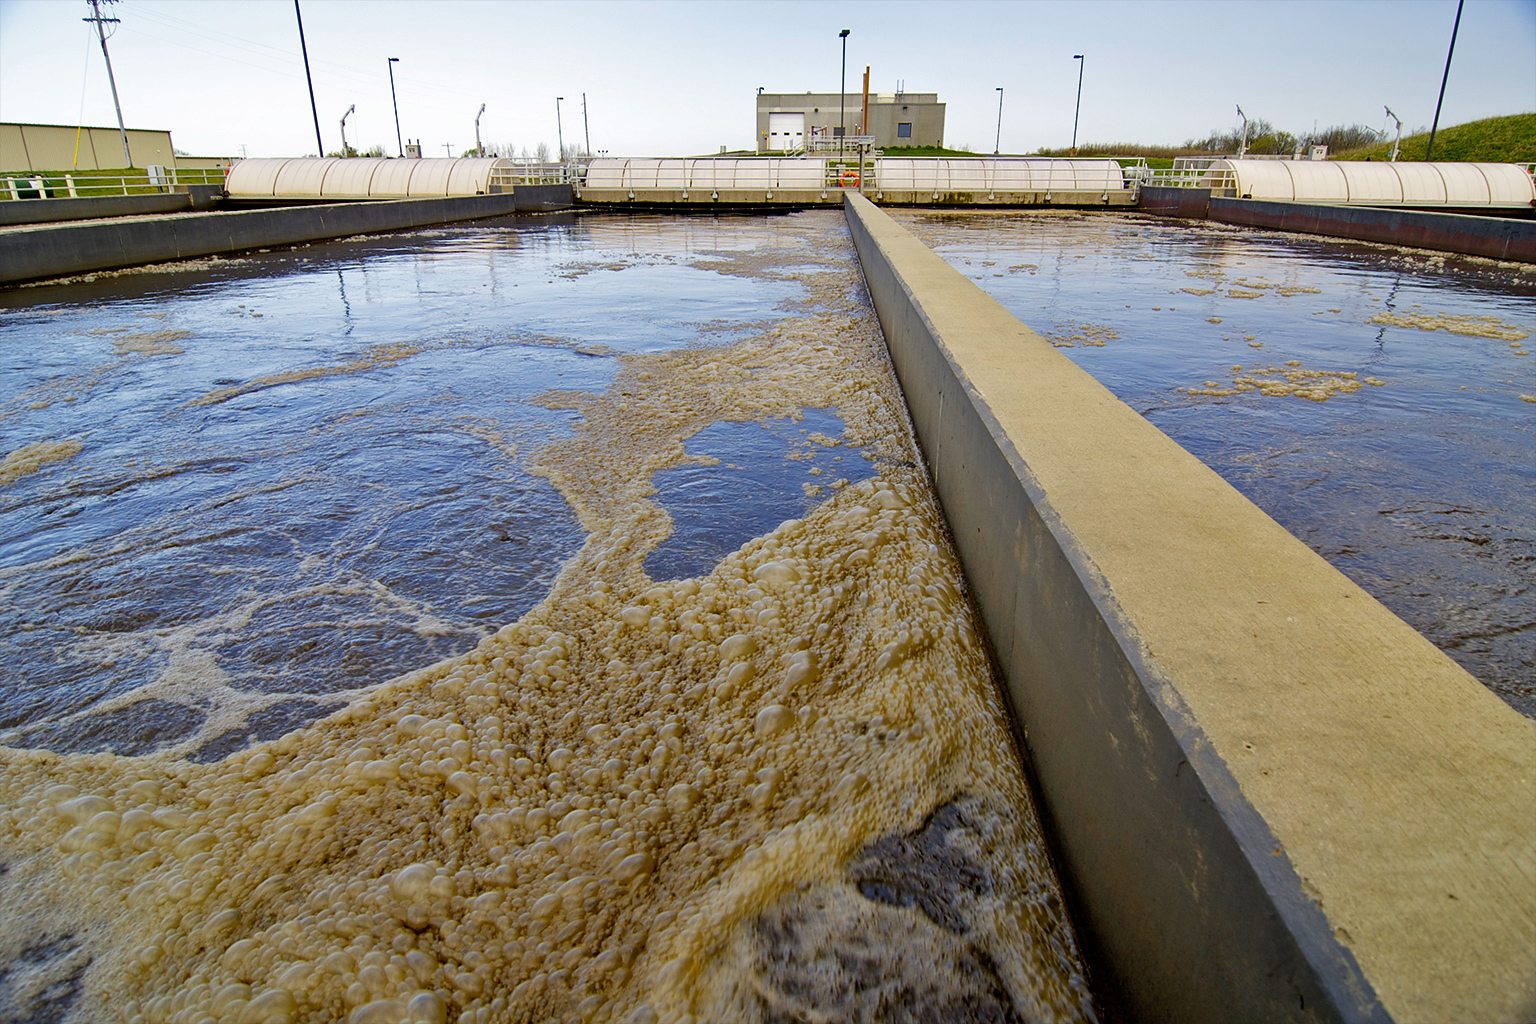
[
  {"x1": 534, "y1": 142, "x2": 550, "y2": 163},
  {"x1": 363, "y1": 145, "x2": 386, "y2": 157},
  {"x1": 325, "y1": 143, "x2": 360, "y2": 158},
  {"x1": 173, "y1": 146, "x2": 190, "y2": 157},
  {"x1": 1305, "y1": 124, "x2": 1387, "y2": 154}
]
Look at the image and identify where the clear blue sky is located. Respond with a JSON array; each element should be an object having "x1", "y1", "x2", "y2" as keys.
[{"x1": 2, "y1": 0, "x2": 1532, "y2": 159}]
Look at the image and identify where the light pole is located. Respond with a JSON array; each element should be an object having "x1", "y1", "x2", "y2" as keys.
[
  {"x1": 340, "y1": 103, "x2": 355, "y2": 157},
  {"x1": 1383, "y1": 105, "x2": 1402, "y2": 163},
  {"x1": 555, "y1": 96, "x2": 565, "y2": 161},
  {"x1": 387, "y1": 57, "x2": 402, "y2": 157},
  {"x1": 1071, "y1": 54, "x2": 1084, "y2": 155},
  {"x1": 475, "y1": 103, "x2": 486, "y2": 158},
  {"x1": 582, "y1": 93, "x2": 591, "y2": 158},
  {"x1": 994, "y1": 87, "x2": 1004, "y2": 154},
  {"x1": 1426, "y1": 0, "x2": 1464, "y2": 162},
  {"x1": 838, "y1": 29, "x2": 851, "y2": 151}
]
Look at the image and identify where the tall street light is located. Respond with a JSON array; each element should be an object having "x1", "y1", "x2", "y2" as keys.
[
  {"x1": 387, "y1": 57, "x2": 403, "y2": 157},
  {"x1": 555, "y1": 96, "x2": 565, "y2": 161},
  {"x1": 839, "y1": 29, "x2": 850, "y2": 152},
  {"x1": 1071, "y1": 54, "x2": 1084, "y2": 155},
  {"x1": 340, "y1": 103, "x2": 355, "y2": 157},
  {"x1": 994, "y1": 87, "x2": 1004, "y2": 154},
  {"x1": 475, "y1": 103, "x2": 486, "y2": 158}
]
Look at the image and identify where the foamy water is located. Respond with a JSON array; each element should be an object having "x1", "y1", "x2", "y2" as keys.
[{"x1": 0, "y1": 213, "x2": 1093, "y2": 1023}]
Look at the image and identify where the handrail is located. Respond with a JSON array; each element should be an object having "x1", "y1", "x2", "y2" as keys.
[{"x1": 2, "y1": 167, "x2": 229, "y2": 201}]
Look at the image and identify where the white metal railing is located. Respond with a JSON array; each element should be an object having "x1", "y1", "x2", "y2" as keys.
[
  {"x1": 1147, "y1": 157, "x2": 1238, "y2": 192},
  {"x1": 2, "y1": 166, "x2": 229, "y2": 201},
  {"x1": 487, "y1": 160, "x2": 584, "y2": 190}
]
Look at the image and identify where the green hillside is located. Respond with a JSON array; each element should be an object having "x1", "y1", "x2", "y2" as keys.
[{"x1": 1334, "y1": 113, "x2": 1535, "y2": 163}]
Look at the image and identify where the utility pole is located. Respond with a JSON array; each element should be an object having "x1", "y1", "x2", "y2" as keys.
[
  {"x1": 294, "y1": 1, "x2": 323, "y2": 156},
  {"x1": 475, "y1": 103, "x2": 486, "y2": 158},
  {"x1": 582, "y1": 93, "x2": 591, "y2": 158},
  {"x1": 555, "y1": 97, "x2": 565, "y2": 161},
  {"x1": 1384, "y1": 106, "x2": 1402, "y2": 162},
  {"x1": 83, "y1": 0, "x2": 132, "y2": 167},
  {"x1": 388, "y1": 57, "x2": 402, "y2": 157},
  {"x1": 340, "y1": 103, "x2": 355, "y2": 157},
  {"x1": 1425, "y1": 0, "x2": 1464, "y2": 162},
  {"x1": 1235, "y1": 105, "x2": 1249, "y2": 157}
]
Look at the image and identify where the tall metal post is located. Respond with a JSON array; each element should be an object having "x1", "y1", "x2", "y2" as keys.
[
  {"x1": 388, "y1": 58, "x2": 402, "y2": 157},
  {"x1": 582, "y1": 93, "x2": 591, "y2": 157},
  {"x1": 995, "y1": 87, "x2": 1004, "y2": 154},
  {"x1": 340, "y1": 103, "x2": 354, "y2": 156},
  {"x1": 475, "y1": 103, "x2": 486, "y2": 158},
  {"x1": 555, "y1": 97, "x2": 565, "y2": 161},
  {"x1": 294, "y1": 1, "x2": 323, "y2": 156},
  {"x1": 839, "y1": 29, "x2": 850, "y2": 153},
  {"x1": 1071, "y1": 54, "x2": 1084, "y2": 154},
  {"x1": 84, "y1": 0, "x2": 132, "y2": 167},
  {"x1": 1425, "y1": 0, "x2": 1464, "y2": 162}
]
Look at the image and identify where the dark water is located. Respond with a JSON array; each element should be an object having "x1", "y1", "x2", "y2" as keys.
[
  {"x1": 898, "y1": 209, "x2": 1536, "y2": 716},
  {"x1": 0, "y1": 212, "x2": 845, "y2": 757},
  {"x1": 647, "y1": 408, "x2": 876, "y2": 580}
]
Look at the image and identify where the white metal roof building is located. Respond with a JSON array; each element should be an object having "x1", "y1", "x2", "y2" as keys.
[
  {"x1": 225, "y1": 157, "x2": 508, "y2": 199},
  {"x1": 1189, "y1": 159, "x2": 1535, "y2": 209}
]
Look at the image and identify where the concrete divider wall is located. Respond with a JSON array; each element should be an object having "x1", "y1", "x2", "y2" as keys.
[
  {"x1": 0, "y1": 191, "x2": 192, "y2": 227},
  {"x1": 1208, "y1": 197, "x2": 1536, "y2": 262},
  {"x1": 843, "y1": 193, "x2": 1535, "y2": 1023},
  {"x1": 1137, "y1": 187, "x2": 1536, "y2": 263},
  {"x1": 0, "y1": 190, "x2": 573, "y2": 285}
]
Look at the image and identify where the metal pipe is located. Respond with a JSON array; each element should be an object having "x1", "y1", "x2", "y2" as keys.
[
  {"x1": 1236, "y1": 104, "x2": 1248, "y2": 158},
  {"x1": 475, "y1": 103, "x2": 486, "y2": 158},
  {"x1": 1384, "y1": 106, "x2": 1402, "y2": 163},
  {"x1": 388, "y1": 58, "x2": 402, "y2": 157},
  {"x1": 294, "y1": 0, "x2": 323, "y2": 157},
  {"x1": 340, "y1": 103, "x2": 355, "y2": 157},
  {"x1": 1426, "y1": 0, "x2": 1464, "y2": 162},
  {"x1": 582, "y1": 93, "x2": 591, "y2": 158},
  {"x1": 1071, "y1": 55, "x2": 1084, "y2": 154}
]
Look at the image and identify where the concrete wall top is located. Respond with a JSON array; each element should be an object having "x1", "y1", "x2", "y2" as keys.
[
  {"x1": 1216, "y1": 159, "x2": 1535, "y2": 207},
  {"x1": 843, "y1": 192, "x2": 1535, "y2": 1022}
]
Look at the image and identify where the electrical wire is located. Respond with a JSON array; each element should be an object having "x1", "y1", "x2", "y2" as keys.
[{"x1": 74, "y1": 23, "x2": 93, "y2": 168}]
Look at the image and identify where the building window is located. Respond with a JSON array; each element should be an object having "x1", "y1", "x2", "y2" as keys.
[{"x1": 897, "y1": 122, "x2": 913, "y2": 139}]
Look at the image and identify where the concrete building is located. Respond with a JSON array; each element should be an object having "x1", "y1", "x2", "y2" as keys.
[
  {"x1": 0, "y1": 121, "x2": 183, "y2": 172},
  {"x1": 756, "y1": 91, "x2": 944, "y2": 153}
]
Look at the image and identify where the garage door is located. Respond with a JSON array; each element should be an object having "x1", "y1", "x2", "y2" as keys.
[{"x1": 767, "y1": 112, "x2": 805, "y2": 153}]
